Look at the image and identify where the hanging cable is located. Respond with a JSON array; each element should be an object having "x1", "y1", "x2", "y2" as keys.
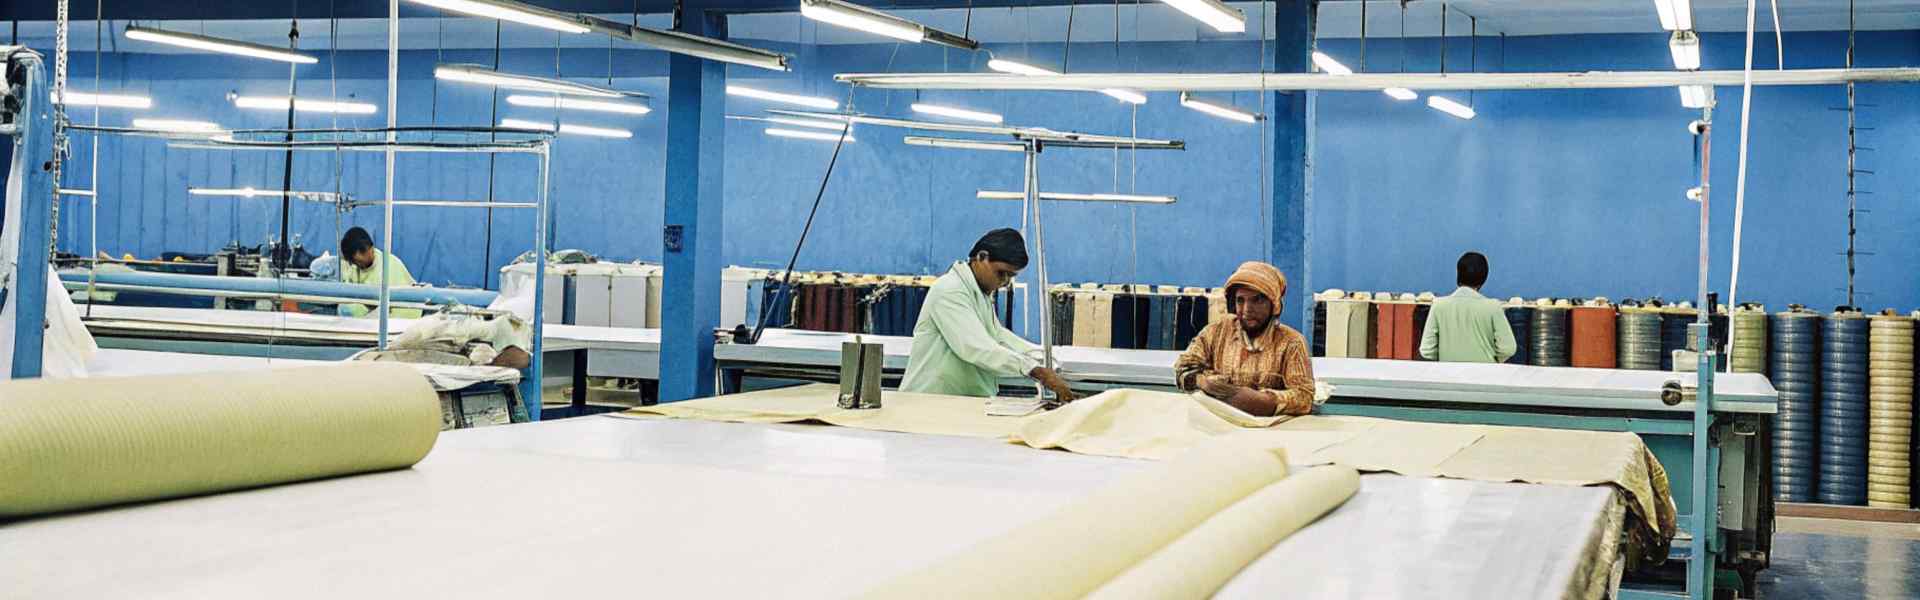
[
  {"x1": 482, "y1": 20, "x2": 502, "y2": 288},
  {"x1": 1726, "y1": 0, "x2": 1759, "y2": 350},
  {"x1": 275, "y1": 4, "x2": 301, "y2": 273},
  {"x1": 1770, "y1": 0, "x2": 1784, "y2": 69},
  {"x1": 746, "y1": 94, "x2": 858, "y2": 345}
]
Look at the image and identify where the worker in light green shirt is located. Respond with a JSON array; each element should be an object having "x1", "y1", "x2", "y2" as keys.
[
  {"x1": 337, "y1": 226, "x2": 424, "y2": 319},
  {"x1": 1420, "y1": 251, "x2": 1518, "y2": 363},
  {"x1": 901, "y1": 228, "x2": 1076, "y2": 400}
]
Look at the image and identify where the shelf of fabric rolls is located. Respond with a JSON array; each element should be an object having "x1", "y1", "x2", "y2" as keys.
[{"x1": 1314, "y1": 290, "x2": 1920, "y2": 527}]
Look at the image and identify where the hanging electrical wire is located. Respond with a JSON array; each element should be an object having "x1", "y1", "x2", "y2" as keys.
[{"x1": 1725, "y1": 0, "x2": 1761, "y2": 353}]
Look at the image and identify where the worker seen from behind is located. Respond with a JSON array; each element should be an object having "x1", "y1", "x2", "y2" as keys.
[
  {"x1": 1419, "y1": 251, "x2": 1518, "y2": 362},
  {"x1": 902, "y1": 228, "x2": 1077, "y2": 401},
  {"x1": 338, "y1": 226, "x2": 423, "y2": 319},
  {"x1": 1173, "y1": 261, "x2": 1318, "y2": 417}
]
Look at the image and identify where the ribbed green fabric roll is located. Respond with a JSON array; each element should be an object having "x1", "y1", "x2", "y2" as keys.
[{"x1": 0, "y1": 364, "x2": 441, "y2": 519}]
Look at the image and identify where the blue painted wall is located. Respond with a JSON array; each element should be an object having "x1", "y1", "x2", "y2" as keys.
[{"x1": 37, "y1": 28, "x2": 1920, "y2": 312}]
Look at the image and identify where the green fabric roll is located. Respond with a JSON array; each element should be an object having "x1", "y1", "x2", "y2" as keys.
[{"x1": 0, "y1": 364, "x2": 441, "y2": 519}]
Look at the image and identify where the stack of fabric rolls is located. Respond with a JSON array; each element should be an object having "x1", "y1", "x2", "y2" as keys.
[
  {"x1": 1730, "y1": 305, "x2": 1771, "y2": 374},
  {"x1": 1323, "y1": 291, "x2": 1373, "y2": 359},
  {"x1": 1820, "y1": 308, "x2": 1871, "y2": 506},
  {"x1": 1867, "y1": 312, "x2": 1914, "y2": 508},
  {"x1": 1530, "y1": 300, "x2": 1573, "y2": 367},
  {"x1": 1772, "y1": 307, "x2": 1823, "y2": 503},
  {"x1": 1049, "y1": 284, "x2": 1216, "y2": 351},
  {"x1": 1660, "y1": 303, "x2": 1697, "y2": 371},
  {"x1": 1504, "y1": 298, "x2": 1535, "y2": 366},
  {"x1": 1570, "y1": 298, "x2": 1618, "y2": 369},
  {"x1": 1617, "y1": 302, "x2": 1665, "y2": 370}
]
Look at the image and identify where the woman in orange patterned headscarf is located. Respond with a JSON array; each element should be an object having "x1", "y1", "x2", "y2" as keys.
[{"x1": 1172, "y1": 261, "x2": 1317, "y2": 416}]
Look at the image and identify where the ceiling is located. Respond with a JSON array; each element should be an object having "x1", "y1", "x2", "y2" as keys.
[{"x1": 5, "y1": 0, "x2": 1918, "y2": 52}]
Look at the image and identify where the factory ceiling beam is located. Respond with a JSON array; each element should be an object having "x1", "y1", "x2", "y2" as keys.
[
  {"x1": 835, "y1": 67, "x2": 1920, "y2": 92},
  {"x1": 0, "y1": 0, "x2": 1189, "y2": 20}
]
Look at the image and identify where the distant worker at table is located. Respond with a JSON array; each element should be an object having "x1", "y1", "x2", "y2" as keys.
[
  {"x1": 338, "y1": 226, "x2": 423, "y2": 319},
  {"x1": 1419, "y1": 251, "x2": 1517, "y2": 363},
  {"x1": 902, "y1": 228, "x2": 1076, "y2": 402},
  {"x1": 1174, "y1": 261, "x2": 1318, "y2": 417}
]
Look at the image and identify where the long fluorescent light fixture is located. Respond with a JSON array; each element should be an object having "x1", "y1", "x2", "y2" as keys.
[
  {"x1": 726, "y1": 85, "x2": 839, "y2": 110},
  {"x1": 125, "y1": 26, "x2": 317, "y2": 64},
  {"x1": 766, "y1": 128, "x2": 856, "y2": 143},
  {"x1": 910, "y1": 103, "x2": 1003, "y2": 124},
  {"x1": 131, "y1": 118, "x2": 224, "y2": 133},
  {"x1": 499, "y1": 118, "x2": 633, "y2": 138},
  {"x1": 978, "y1": 190, "x2": 1176, "y2": 204},
  {"x1": 1179, "y1": 92, "x2": 1258, "y2": 123},
  {"x1": 903, "y1": 136, "x2": 1025, "y2": 152},
  {"x1": 988, "y1": 58, "x2": 1058, "y2": 76},
  {"x1": 1679, "y1": 85, "x2": 1712, "y2": 108},
  {"x1": 1426, "y1": 95, "x2": 1476, "y2": 119},
  {"x1": 56, "y1": 91, "x2": 152, "y2": 109},
  {"x1": 800, "y1": 0, "x2": 980, "y2": 50},
  {"x1": 837, "y1": 68, "x2": 1920, "y2": 92},
  {"x1": 1669, "y1": 30, "x2": 1702, "y2": 71},
  {"x1": 1160, "y1": 0, "x2": 1246, "y2": 33},
  {"x1": 1101, "y1": 88, "x2": 1148, "y2": 104},
  {"x1": 1653, "y1": 0, "x2": 1693, "y2": 31},
  {"x1": 233, "y1": 96, "x2": 378, "y2": 114},
  {"x1": 188, "y1": 187, "x2": 347, "y2": 202},
  {"x1": 1311, "y1": 51, "x2": 1353, "y2": 75},
  {"x1": 404, "y1": 0, "x2": 589, "y2": 33},
  {"x1": 579, "y1": 17, "x2": 789, "y2": 71},
  {"x1": 505, "y1": 94, "x2": 652, "y2": 115},
  {"x1": 436, "y1": 64, "x2": 628, "y2": 98},
  {"x1": 1383, "y1": 87, "x2": 1418, "y2": 100}
]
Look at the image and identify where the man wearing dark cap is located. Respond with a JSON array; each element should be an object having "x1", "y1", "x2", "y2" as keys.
[{"x1": 902, "y1": 228, "x2": 1076, "y2": 401}]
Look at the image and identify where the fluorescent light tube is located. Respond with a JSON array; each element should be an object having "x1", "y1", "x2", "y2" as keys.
[
  {"x1": 1179, "y1": 92, "x2": 1257, "y2": 123},
  {"x1": 1679, "y1": 85, "x2": 1712, "y2": 108},
  {"x1": 978, "y1": 190, "x2": 1177, "y2": 204},
  {"x1": 1101, "y1": 88, "x2": 1148, "y2": 104},
  {"x1": 1426, "y1": 95, "x2": 1476, "y2": 119},
  {"x1": 1653, "y1": 0, "x2": 1692, "y2": 31},
  {"x1": 988, "y1": 58, "x2": 1058, "y2": 76},
  {"x1": 505, "y1": 94, "x2": 652, "y2": 115},
  {"x1": 764, "y1": 117, "x2": 850, "y2": 131},
  {"x1": 132, "y1": 118, "x2": 223, "y2": 133},
  {"x1": 1311, "y1": 51, "x2": 1353, "y2": 75},
  {"x1": 436, "y1": 64, "x2": 627, "y2": 98},
  {"x1": 580, "y1": 17, "x2": 790, "y2": 71},
  {"x1": 910, "y1": 103, "x2": 1003, "y2": 124},
  {"x1": 726, "y1": 85, "x2": 839, "y2": 110},
  {"x1": 124, "y1": 26, "x2": 317, "y2": 64},
  {"x1": 766, "y1": 128, "x2": 856, "y2": 143},
  {"x1": 188, "y1": 187, "x2": 346, "y2": 202},
  {"x1": 1383, "y1": 87, "x2": 1419, "y2": 100},
  {"x1": 903, "y1": 136, "x2": 1025, "y2": 152},
  {"x1": 404, "y1": 0, "x2": 589, "y2": 34},
  {"x1": 801, "y1": 0, "x2": 925, "y2": 43},
  {"x1": 499, "y1": 118, "x2": 633, "y2": 138},
  {"x1": 55, "y1": 91, "x2": 152, "y2": 109},
  {"x1": 1158, "y1": 0, "x2": 1246, "y2": 33},
  {"x1": 1669, "y1": 30, "x2": 1701, "y2": 71},
  {"x1": 233, "y1": 96, "x2": 378, "y2": 114}
]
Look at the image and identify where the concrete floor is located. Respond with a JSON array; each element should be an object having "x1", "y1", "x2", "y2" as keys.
[{"x1": 1756, "y1": 518, "x2": 1920, "y2": 599}]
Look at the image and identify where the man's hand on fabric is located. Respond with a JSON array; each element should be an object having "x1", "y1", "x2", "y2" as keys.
[
  {"x1": 1199, "y1": 375, "x2": 1243, "y2": 401},
  {"x1": 1030, "y1": 367, "x2": 1078, "y2": 403}
]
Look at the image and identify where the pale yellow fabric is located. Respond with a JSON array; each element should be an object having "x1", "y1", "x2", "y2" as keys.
[
  {"x1": 1085, "y1": 466, "x2": 1361, "y2": 600},
  {"x1": 1432, "y1": 426, "x2": 1677, "y2": 564},
  {"x1": 1079, "y1": 292, "x2": 1114, "y2": 348},
  {"x1": 617, "y1": 383, "x2": 1020, "y2": 439},
  {"x1": 856, "y1": 441, "x2": 1293, "y2": 600},
  {"x1": 1012, "y1": 388, "x2": 1335, "y2": 460},
  {"x1": 1299, "y1": 419, "x2": 1489, "y2": 477},
  {"x1": 0, "y1": 364, "x2": 440, "y2": 518}
]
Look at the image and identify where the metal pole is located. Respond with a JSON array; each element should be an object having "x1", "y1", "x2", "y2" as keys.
[
  {"x1": 1026, "y1": 140, "x2": 1053, "y2": 402},
  {"x1": 1688, "y1": 107, "x2": 1717, "y2": 600},
  {"x1": 379, "y1": 0, "x2": 398, "y2": 349},
  {"x1": 528, "y1": 145, "x2": 550, "y2": 421},
  {"x1": 277, "y1": 18, "x2": 300, "y2": 273}
]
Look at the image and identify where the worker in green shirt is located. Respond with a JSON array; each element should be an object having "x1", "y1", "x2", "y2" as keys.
[
  {"x1": 901, "y1": 228, "x2": 1076, "y2": 401},
  {"x1": 337, "y1": 226, "x2": 423, "y2": 319},
  {"x1": 1419, "y1": 251, "x2": 1517, "y2": 363}
]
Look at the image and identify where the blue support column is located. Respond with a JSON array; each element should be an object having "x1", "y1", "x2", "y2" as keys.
[
  {"x1": 1270, "y1": 0, "x2": 1315, "y2": 334},
  {"x1": 8, "y1": 55, "x2": 53, "y2": 379},
  {"x1": 658, "y1": 6, "x2": 728, "y2": 402}
]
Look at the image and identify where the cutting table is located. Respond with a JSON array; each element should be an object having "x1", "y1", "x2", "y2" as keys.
[{"x1": 0, "y1": 414, "x2": 1624, "y2": 599}]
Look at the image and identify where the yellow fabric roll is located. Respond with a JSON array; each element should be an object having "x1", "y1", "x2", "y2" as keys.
[
  {"x1": 1081, "y1": 292, "x2": 1115, "y2": 348},
  {"x1": 1085, "y1": 466, "x2": 1360, "y2": 600},
  {"x1": 855, "y1": 441, "x2": 1291, "y2": 600},
  {"x1": 0, "y1": 364, "x2": 440, "y2": 518}
]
